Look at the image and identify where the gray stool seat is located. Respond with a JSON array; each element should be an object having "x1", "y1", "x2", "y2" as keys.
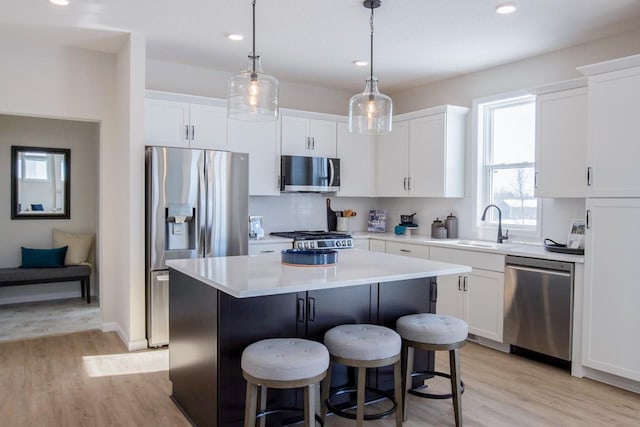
[
  {"x1": 242, "y1": 338, "x2": 329, "y2": 427},
  {"x1": 242, "y1": 338, "x2": 329, "y2": 381},
  {"x1": 324, "y1": 324, "x2": 401, "y2": 360},
  {"x1": 322, "y1": 324, "x2": 403, "y2": 427},
  {"x1": 397, "y1": 313, "x2": 468, "y2": 345},
  {"x1": 397, "y1": 313, "x2": 468, "y2": 427}
]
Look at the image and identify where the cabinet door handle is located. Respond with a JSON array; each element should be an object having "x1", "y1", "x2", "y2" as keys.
[
  {"x1": 400, "y1": 249, "x2": 411, "y2": 253},
  {"x1": 586, "y1": 210, "x2": 591, "y2": 229},
  {"x1": 297, "y1": 298, "x2": 305, "y2": 323},
  {"x1": 431, "y1": 280, "x2": 438, "y2": 303},
  {"x1": 311, "y1": 137, "x2": 315, "y2": 150},
  {"x1": 463, "y1": 276, "x2": 468, "y2": 292},
  {"x1": 185, "y1": 125, "x2": 189, "y2": 140},
  {"x1": 403, "y1": 177, "x2": 407, "y2": 190},
  {"x1": 458, "y1": 276, "x2": 462, "y2": 291},
  {"x1": 587, "y1": 167, "x2": 592, "y2": 186},
  {"x1": 191, "y1": 125, "x2": 195, "y2": 140},
  {"x1": 407, "y1": 177, "x2": 412, "y2": 191},
  {"x1": 534, "y1": 172, "x2": 538, "y2": 189},
  {"x1": 307, "y1": 297, "x2": 316, "y2": 321}
]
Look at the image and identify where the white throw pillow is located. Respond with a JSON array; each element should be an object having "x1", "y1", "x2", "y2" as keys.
[{"x1": 52, "y1": 229, "x2": 94, "y2": 266}]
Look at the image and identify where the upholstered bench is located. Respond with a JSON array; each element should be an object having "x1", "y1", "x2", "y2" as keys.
[{"x1": 0, "y1": 265, "x2": 92, "y2": 303}]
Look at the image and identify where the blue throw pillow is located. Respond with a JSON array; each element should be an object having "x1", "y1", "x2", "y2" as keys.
[
  {"x1": 21, "y1": 246, "x2": 68, "y2": 268},
  {"x1": 31, "y1": 204, "x2": 44, "y2": 211}
]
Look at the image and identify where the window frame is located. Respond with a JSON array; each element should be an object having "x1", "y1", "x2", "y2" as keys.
[{"x1": 473, "y1": 92, "x2": 541, "y2": 240}]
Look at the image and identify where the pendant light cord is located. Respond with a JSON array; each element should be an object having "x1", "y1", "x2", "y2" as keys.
[
  {"x1": 251, "y1": 0, "x2": 257, "y2": 77},
  {"x1": 369, "y1": 5, "x2": 374, "y2": 82}
]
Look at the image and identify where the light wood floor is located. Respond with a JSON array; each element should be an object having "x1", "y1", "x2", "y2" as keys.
[{"x1": 0, "y1": 331, "x2": 637, "y2": 426}]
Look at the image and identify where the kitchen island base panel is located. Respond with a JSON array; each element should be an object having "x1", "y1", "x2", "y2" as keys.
[{"x1": 169, "y1": 269, "x2": 437, "y2": 427}]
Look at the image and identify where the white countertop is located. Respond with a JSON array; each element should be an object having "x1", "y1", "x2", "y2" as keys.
[
  {"x1": 353, "y1": 232, "x2": 584, "y2": 263},
  {"x1": 167, "y1": 249, "x2": 471, "y2": 298}
]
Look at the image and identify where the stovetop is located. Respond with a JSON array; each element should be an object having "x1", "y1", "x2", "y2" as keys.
[
  {"x1": 270, "y1": 230, "x2": 353, "y2": 240},
  {"x1": 270, "y1": 230, "x2": 354, "y2": 249}
]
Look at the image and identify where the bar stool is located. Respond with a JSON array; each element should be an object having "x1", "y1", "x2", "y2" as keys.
[
  {"x1": 396, "y1": 313, "x2": 468, "y2": 427},
  {"x1": 241, "y1": 338, "x2": 329, "y2": 427},
  {"x1": 321, "y1": 324, "x2": 403, "y2": 427}
]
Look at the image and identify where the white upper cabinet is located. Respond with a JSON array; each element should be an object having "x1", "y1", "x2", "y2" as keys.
[
  {"x1": 187, "y1": 103, "x2": 228, "y2": 150},
  {"x1": 145, "y1": 96, "x2": 227, "y2": 150},
  {"x1": 336, "y1": 122, "x2": 374, "y2": 197},
  {"x1": 375, "y1": 105, "x2": 467, "y2": 197},
  {"x1": 376, "y1": 121, "x2": 410, "y2": 196},
  {"x1": 531, "y1": 80, "x2": 588, "y2": 198},
  {"x1": 579, "y1": 55, "x2": 640, "y2": 197},
  {"x1": 227, "y1": 119, "x2": 280, "y2": 196},
  {"x1": 281, "y1": 115, "x2": 337, "y2": 158},
  {"x1": 145, "y1": 98, "x2": 189, "y2": 148}
]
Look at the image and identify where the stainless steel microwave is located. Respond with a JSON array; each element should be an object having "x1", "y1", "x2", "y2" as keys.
[{"x1": 280, "y1": 155, "x2": 340, "y2": 193}]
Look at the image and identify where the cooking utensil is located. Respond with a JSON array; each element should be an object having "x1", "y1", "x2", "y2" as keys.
[
  {"x1": 326, "y1": 198, "x2": 337, "y2": 232},
  {"x1": 400, "y1": 213, "x2": 417, "y2": 224}
]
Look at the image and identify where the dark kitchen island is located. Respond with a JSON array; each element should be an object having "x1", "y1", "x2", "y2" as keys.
[{"x1": 167, "y1": 249, "x2": 470, "y2": 427}]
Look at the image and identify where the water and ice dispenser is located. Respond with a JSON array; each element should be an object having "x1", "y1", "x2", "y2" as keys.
[{"x1": 166, "y1": 203, "x2": 195, "y2": 251}]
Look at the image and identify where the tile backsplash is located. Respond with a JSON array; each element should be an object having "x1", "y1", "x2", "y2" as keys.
[
  {"x1": 249, "y1": 194, "x2": 375, "y2": 234},
  {"x1": 250, "y1": 194, "x2": 586, "y2": 245}
]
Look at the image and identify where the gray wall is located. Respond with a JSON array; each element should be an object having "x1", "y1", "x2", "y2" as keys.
[{"x1": 0, "y1": 115, "x2": 99, "y2": 304}]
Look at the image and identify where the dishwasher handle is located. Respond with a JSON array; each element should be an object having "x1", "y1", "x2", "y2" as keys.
[{"x1": 506, "y1": 264, "x2": 571, "y2": 278}]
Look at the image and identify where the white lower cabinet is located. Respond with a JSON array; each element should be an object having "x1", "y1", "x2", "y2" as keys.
[
  {"x1": 248, "y1": 242, "x2": 292, "y2": 255},
  {"x1": 353, "y1": 239, "x2": 370, "y2": 250},
  {"x1": 430, "y1": 247, "x2": 505, "y2": 343},
  {"x1": 385, "y1": 241, "x2": 429, "y2": 259},
  {"x1": 582, "y1": 198, "x2": 640, "y2": 381},
  {"x1": 369, "y1": 239, "x2": 386, "y2": 253}
]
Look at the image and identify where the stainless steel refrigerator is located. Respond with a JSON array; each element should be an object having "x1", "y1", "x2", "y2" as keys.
[{"x1": 145, "y1": 146, "x2": 248, "y2": 347}]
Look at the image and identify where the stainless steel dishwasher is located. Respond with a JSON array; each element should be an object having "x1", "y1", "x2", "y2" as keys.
[{"x1": 504, "y1": 255, "x2": 574, "y2": 362}]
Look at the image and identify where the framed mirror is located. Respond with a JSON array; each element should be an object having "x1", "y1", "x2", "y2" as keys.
[{"x1": 11, "y1": 146, "x2": 70, "y2": 219}]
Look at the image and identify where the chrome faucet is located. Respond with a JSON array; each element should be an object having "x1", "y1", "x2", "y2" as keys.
[{"x1": 481, "y1": 204, "x2": 509, "y2": 243}]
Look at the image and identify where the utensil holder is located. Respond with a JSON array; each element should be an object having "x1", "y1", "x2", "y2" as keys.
[{"x1": 337, "y1": 217, "x2": 349, "y2": 232}]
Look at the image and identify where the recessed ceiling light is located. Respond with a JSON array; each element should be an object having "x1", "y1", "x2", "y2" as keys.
[
  {"x1": 226, "y1": 34, "x2": 244, "y2": 41},
  {"x1": 353, "y1": 60, "x2": 368, "y2": 67},
  {"x1": 496, "y1": 2, "x2": 517, "y2": 14},
  {"x1": 50, "y1": 0, "x2": 70, "y2": 5}
]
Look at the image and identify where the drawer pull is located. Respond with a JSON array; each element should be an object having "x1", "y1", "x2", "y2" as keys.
[{"x1": 400, "y1": 249, "x2": 411, "y2": 253}]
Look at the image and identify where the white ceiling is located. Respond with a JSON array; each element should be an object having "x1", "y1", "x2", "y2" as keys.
[{"x1": 3, "y1": 0, "x2": 640, "y2": 92}]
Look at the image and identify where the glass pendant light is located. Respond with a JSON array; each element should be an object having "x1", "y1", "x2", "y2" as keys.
[
  {"x1": 227, "y1": 0, "x2": 279, "y2": 121},
  {"x1": 349, "y1": 0, "x2": 392, "y2": 135}
]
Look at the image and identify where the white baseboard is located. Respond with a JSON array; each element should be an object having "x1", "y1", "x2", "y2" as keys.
[
  {"x1": 583, "y1": 367, "x2": 640, "y2": 394},
  {"x1": 0, "y1": 291, "x2": 83, "y2": 305},
  {"x1": 102, "y1": 322, "x2": 148, "y2": 351},
  {"x1": 467, "y1": 334, "x2": 510, "y2": 353}
]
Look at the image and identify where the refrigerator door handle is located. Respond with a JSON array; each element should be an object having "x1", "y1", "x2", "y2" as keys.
[{"x1": 198, "y1": 152, "x2": 207, "y2": 258}]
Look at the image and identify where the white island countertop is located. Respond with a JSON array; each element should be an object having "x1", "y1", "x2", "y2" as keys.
[{"x1": 167, "y1": 249, "x2": 471, "y2": 298}]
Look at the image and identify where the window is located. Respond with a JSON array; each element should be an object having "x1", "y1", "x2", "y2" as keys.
[
  {"x1": 20, "y1": 152, "x2": 50, "y2": 181},
  {"x1": 476, "y1": 94, "x2": 538, "y2": 234}
]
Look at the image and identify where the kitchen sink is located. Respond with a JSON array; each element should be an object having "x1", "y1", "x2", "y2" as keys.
[{"x1": 435, "y1": 239, "x2": 511, "y2": 250}]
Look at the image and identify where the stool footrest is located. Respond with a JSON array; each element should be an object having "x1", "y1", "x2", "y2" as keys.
[
  {"x1": 408, "y1": 370, "x2": 465, "y2": 400},
  {"x1": 257, "y1": 407, "x2": 325, "y2": 426},
  {"x1": 326, "y1": 386, "x2": 397, "y2": 421}
]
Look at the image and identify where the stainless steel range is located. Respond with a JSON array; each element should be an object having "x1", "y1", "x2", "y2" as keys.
[{"x1": 270, "y1": 230, "x2": 354, "y2": 249}]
